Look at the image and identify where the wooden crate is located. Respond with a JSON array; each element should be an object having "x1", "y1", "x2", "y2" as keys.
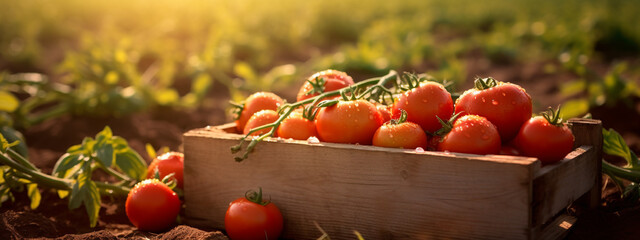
[{"x1": 183, "y1": 118, "x2": 602, "y2": 240}]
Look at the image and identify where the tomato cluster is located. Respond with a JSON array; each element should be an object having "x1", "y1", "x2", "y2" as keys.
[{"x1": 236, "y1": 70, "x2": 575, "y2": 166}]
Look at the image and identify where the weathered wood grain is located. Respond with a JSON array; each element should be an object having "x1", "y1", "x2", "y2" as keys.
[{"x1": 183, "y1": 119, "x2": 601, "y2": 240}]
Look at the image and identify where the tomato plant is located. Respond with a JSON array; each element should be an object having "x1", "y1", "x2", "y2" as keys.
[
  {"x1": 225, "y1": 188, "x2": 283, "y2": 240},
  {"x1": 125, "y1": 178, "x2": 181, "y2": 232},
  {"x1": 373, "y1": 110, "x2": 427, "y2": 149},
  {"x1": 435, "y1": 114, "x2": 501, "y2": 155},
  {"x1": 315, "y1": 99, "x2": 384, "y2": 145},
  {"x1": 513, "y1": 107, "x2": 575, "y2": 164},
  {"x1": 232, "y1": 92, "x2": 284, "y2": 132},
  {"x1": 243, "y1": 109, "x2": 280, "y2": 136},
  {"x1": 391, "y1": 74, "x2": 453, "y2": 133},
  {"x1": 276, "y1": 109, "x2": 317, "y2": 140},
  {"x1": 455, "y1": 77, "x2": 532, "y2": 143},
  {"x1": 146, "y1": 151, "x2": 184, "y2": 189},
  {"x1": 296, "y1": 69, "x2": 354, "y2": 102}
]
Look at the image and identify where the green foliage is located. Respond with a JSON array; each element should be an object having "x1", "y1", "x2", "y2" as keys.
[
  {"x1": 0, "y1": 126, "x2": 143, "y2": 227},
  {"x1": 602, "y1": 128, "x2": 640, "y2": 201}
]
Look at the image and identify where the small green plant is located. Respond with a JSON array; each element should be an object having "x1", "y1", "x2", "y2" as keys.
[
  {"x1": 0, "y1": 126, "x2": 146, "y2": 227},
  {"x1": 601, "y1": 128, "x2": 640, "y2": 202}
]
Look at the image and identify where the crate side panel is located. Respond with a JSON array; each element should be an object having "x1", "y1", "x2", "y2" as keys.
[
  {"x1": 184, "y1": 132, "x2": 535, "y2": 240},
  {"x1": 532, "y1": 146, "x2": 597, "y2": 227}
]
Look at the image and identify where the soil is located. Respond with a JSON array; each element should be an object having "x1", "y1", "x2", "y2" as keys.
[{"x1": 1, "y1": 59, "x2": 640, "y2": 239}]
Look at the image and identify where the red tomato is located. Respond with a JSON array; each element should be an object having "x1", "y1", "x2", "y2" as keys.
[
  {"x1": 243, "y1": 109, "x2": 280, "y2": 136},
  {"x1": 455, "y1": 77, "x2": 532, "y2": 143},
  {"x1": 372, "y1": 111, "x2": 427, "y2": 149},
  {"x1": 296, "y1": 69, "x2": 354, "y2": 102},
  {"x1": 276, "y1": 109, "x2": 317, "y2": 140},
  {"x1": 437, "y1": 115, "x2": 501, "y2": 155},
  {"x1": 146, "y1": 152, "x2": 184, "y2": 189},
  {"x1": 235, "y1": 92, "x2": 284, "y2": 132},
  {"x1": 376, "y1": 104, "x2": 392, "y2": 123},
  {"x1": 513, "y1": 114, "x2": 574, "y2": 164},
  {"x1": 392, "y1": 81, "x2": 454, "y2": 133},
  {"x1": 125, "y1": 179, "x2": 181, "y2": 232},
  {"x1": 499, "y1": 145, "x2": 521, "y2": 156},
  {"x1": 315, "y1": 100, "x2": 384, "y2": 145},
  {"x1": 225, "y1": 189, "x2": 283, "y2": 240}
]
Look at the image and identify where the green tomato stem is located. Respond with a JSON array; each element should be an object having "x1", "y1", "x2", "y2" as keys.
[
  {"x1": 603, "y1": 160, "x2": 640, "y2": 183},
  {"x1": 232, "y1": 70, "x2": 398, "y2": 162}
]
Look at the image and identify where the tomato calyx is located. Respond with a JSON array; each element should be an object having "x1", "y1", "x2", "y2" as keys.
[
  {"x1": 245, "y1": 187, "x2": 270, "y2": 206},
  {"x1": 152, "y1": 169, "x2": 178, "y2": 190},
  {"x1": 389, "y1": 109, "x2": 408, "y2": 125},
  {"x1": 304, "y1": 77, "x2": 327, "y2": 96},
  {"x1": 473, "y1": 77, "x2": 498, "y2": 90},
  {"x1": 228, "y1": 101, "x2": 244, "y2": 120},
  {"x1": 541, "y1": 105, "x2": 564, "y2": 127},
  {"x1": 432, "y1": 111, "x2": 463, "y2": 137}
]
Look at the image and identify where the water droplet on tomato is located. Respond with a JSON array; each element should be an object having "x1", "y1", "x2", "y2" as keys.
[
  {"x1": 482, "y1": 97, "x2": 486, "y2": 103},
  {"x1": 492, "y1": 100, "x2": 499, "y2": 105},
  {"x1": 307, "y1": 136, "x2": 320, "y2": 144},
  {"x1": 481, "y1": 135, "x2": 490, "y2": 140}
]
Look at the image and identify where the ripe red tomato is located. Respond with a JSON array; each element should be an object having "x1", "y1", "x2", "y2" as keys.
[
  {"x1": 225, "y1": 189, "x2": 283, "y2": 240},
  {"x1": 125, "y1": 179, "x2": 181, "y2": 232},
  {"x1": 392, "y1": 81, "x2": 454, "y2": 133},
  {"x1": 315, "y1": 100, "x2": 384, "y2": 145},
  {"x1": 235, "y1": 92, "x2": 284, "y2": 132},
  {"x1": 296, "y1": 69, "x2": 354, "y2": 102},
  {"x1": 455, "y1": 77, "x2": 532, "y2": 143},
  {"x1": 376, "y1": 104, "x2": 392, "y2": 123},
  {"x1": 146, "y1": 152, "x2": 184, "y2": 189},
  {"x1": 499, "y1": 145, "x2": 521, "y2": 156},
  {"x1": 276, "y1": 109, "x2": 317, "y2": 140},
  {"x1": 513, "y1": 112, "x2": 574, "y2": 164},
  {"x1": 243, "y1": 109, "x2": 280, "y2": 136},
  {"x1": 372, "y1": 111, "x2": 427, "y2": 149},
  {"x1": 436, "y1": 115, "x2": 501, "y2": 155}
]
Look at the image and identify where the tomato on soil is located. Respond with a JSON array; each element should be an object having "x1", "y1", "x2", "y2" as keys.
[
  {"x1": 125, "y1": 179, "x2": 181, "y2": 232},
  {"x1": 296, "y1": 69, "x2": 354, "y2": 102},
  {"x1": 234, "y1": 92, "x2": 284, "y2": 132},
  {"x1": 225, "y1": 189, "x2": 283, "y2": 240},
  {"x1": 392, "y1": 81, "x2": 453, "y2": 133},
  {"x1": 315, "y1": 99, "x2": 384, "y2": 145},
  {"x1": 513, "y1": 109, "x2": 574, "y2": 164},
  {"x1": 276, "y1": 109, "x2": 317, "y2": 140},
  {"x1": 455, "y1": 77, "x2": 532, "y2": 143},
  {"x1": 146, "y1": 151, "x2": 184, "y2": 188},
  {"x1": 436, "y1": 114, "x2": 501, "y2": 155},
  {"x1": 243, "y1": 109, "x2": 280, "y2": 136},
  {"x1": 373, "y1": 110, "x2": 427, "y2": 149}
]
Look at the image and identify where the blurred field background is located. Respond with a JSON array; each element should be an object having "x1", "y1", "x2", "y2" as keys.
[
  {"x1": 1, "y1": 1, "x2": 640, "y2": 238},
  {"x1": 1, "y1": 0, "x2": 639, "y2": 128}
]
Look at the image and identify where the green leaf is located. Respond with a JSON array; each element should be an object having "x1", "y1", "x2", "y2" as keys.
[
  {"x1": 96, "y1": 126, "x2": 113, "y2": 141},
  {"x1": 0, "y1": 133, "x2": 19, "y2": 154},
  {"x1": 603, "y1": 128, "x2": 635, "y2": 168},
  {"x1": 145, "y1": 143, "x2": 157, "y2": 160},
  {"x1": 154, "y1": 89, "x2": 179, "y2": 106},
  {"x1": 560, "y1": 80, "x2": 586, "y2": 97},
  {"x1": 559, "y1": 99, "x2": 590, "y2": 119},
  {"x1": 52, "y1": 153, "x2": 83, "y2": 178},
  {"x1": 68, "y1": 169, "x2": 101, "y2": 227},
  {"x1": 0, "y1": 91, "x2": 19, "y2": 112},
  {"x1": 95, "y1": 143, "x2": 115, "y2": 168},
  {"x1": 0, "y1": 185, "x2": 15, "y2": 207},
  {"x1": 233, "y1": 62, "x2": 257, "y2": 83},
  {"x1": 115, "y1": 150, "x2": 147, "y2": 181},
  {"x1": 27, "y1": 183, "x2": 41, "y2": 209},
  {"x1": 191, "y1": 73, "x2": 212, "y2": 98},
  {"x1": 57, "y1": 190, "x2": 69, "y2": 199}
]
